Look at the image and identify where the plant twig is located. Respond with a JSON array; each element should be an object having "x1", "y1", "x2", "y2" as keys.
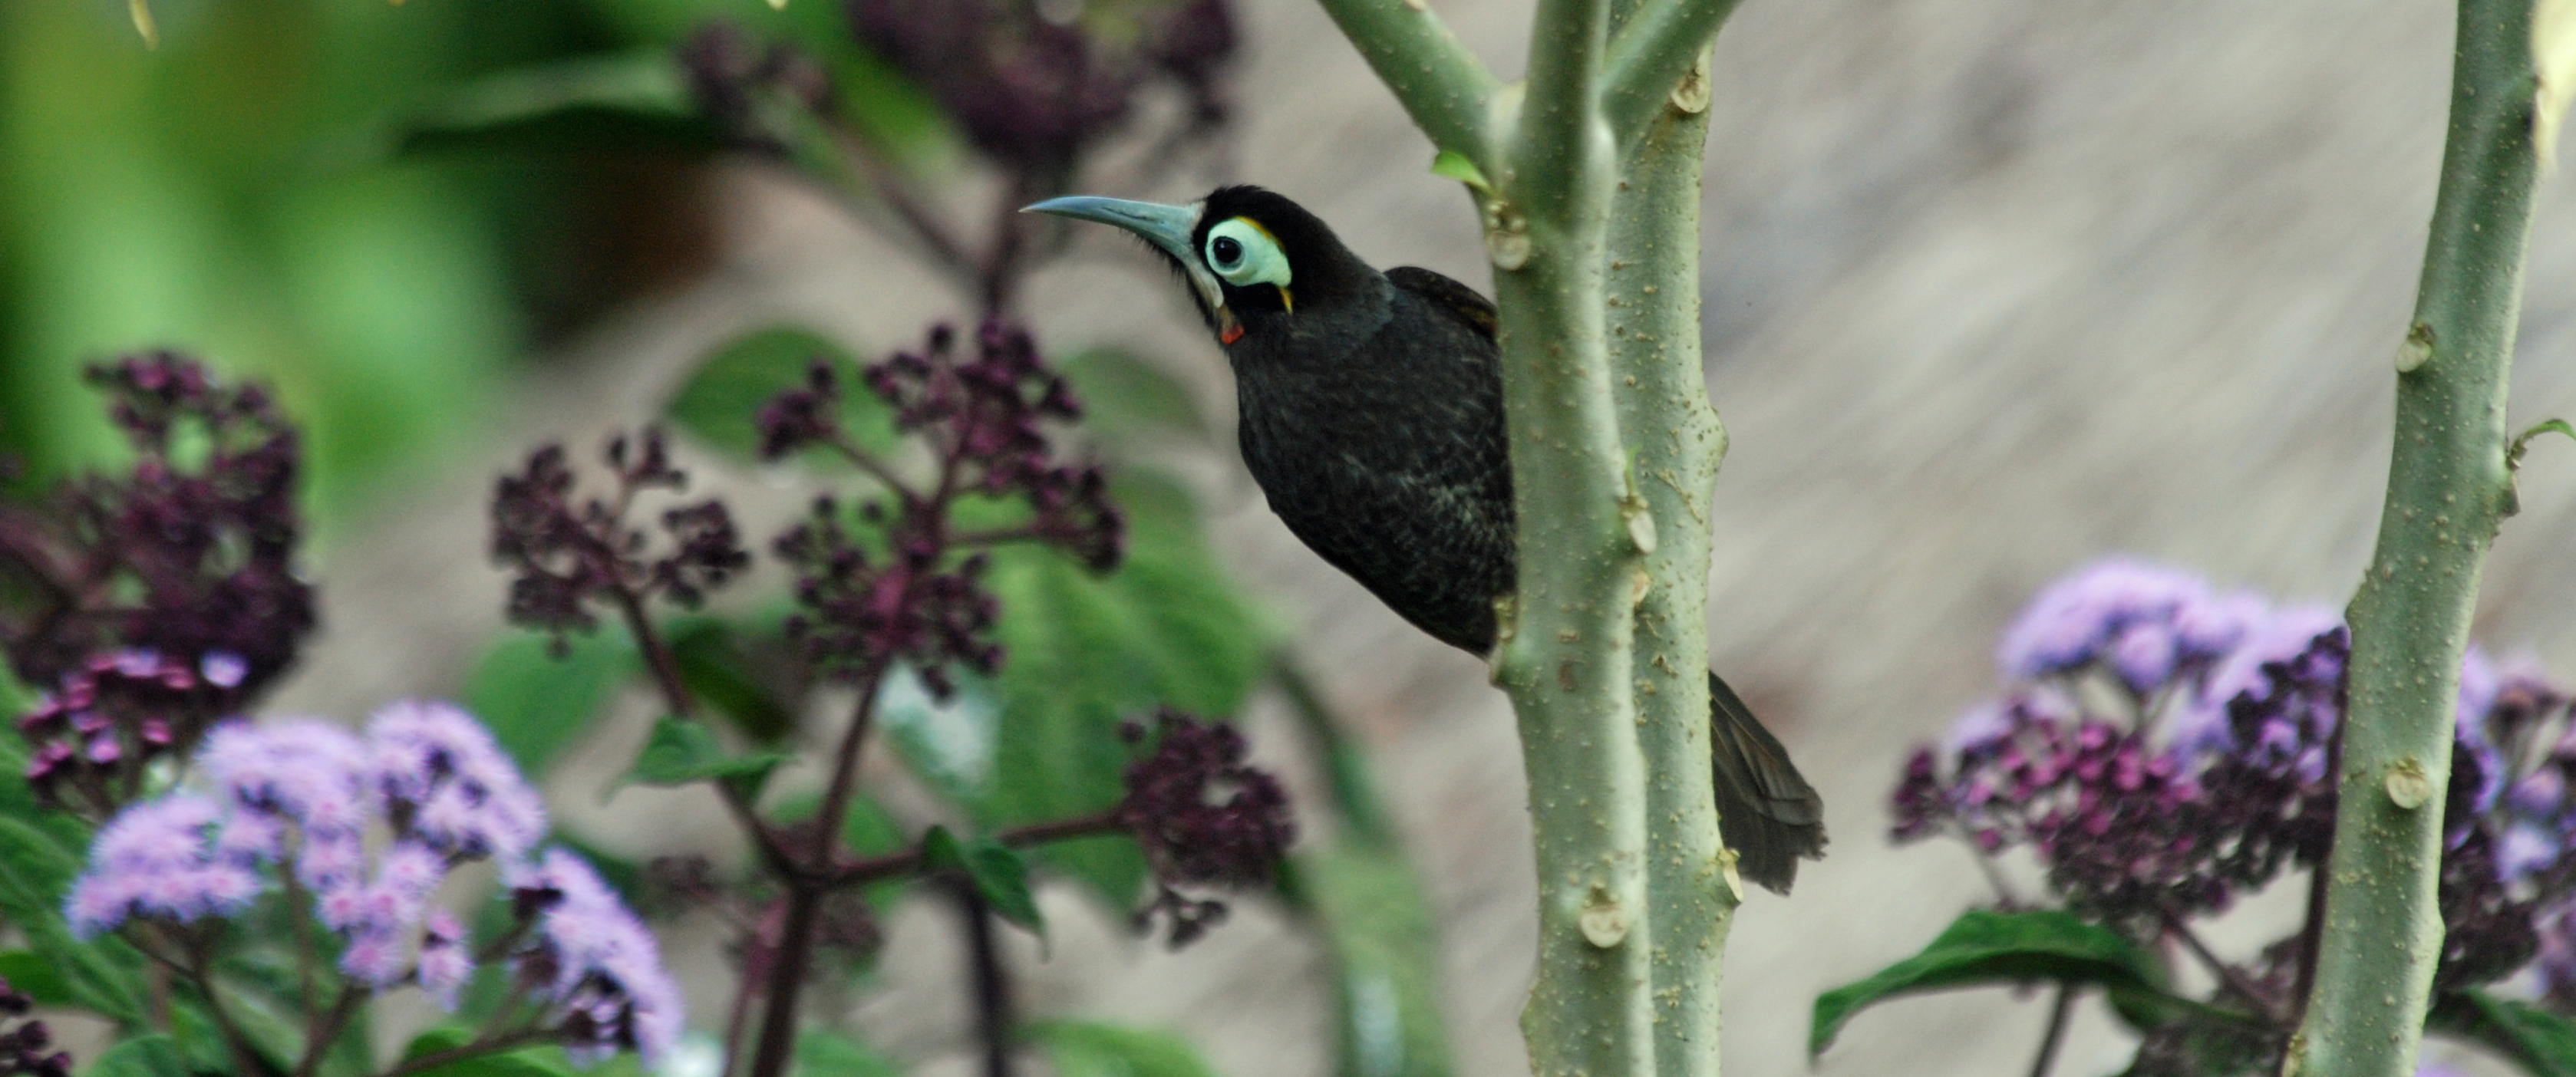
[
  {"x1": 2026, "y1": 986, "x2": 2076, "y2": 1077},
  {"x1": 292, "y1": 986, "x2": 367, "y2": 1077},
  {"x1": 952, "y1": 881, "x2": 1018, "y2": 1077},
  {"x1": 825, "y1": 812, "x2": 1126, "y2": 888},
  {"x1": 746, "y1": 665, "x2": 889, "y2": 1077},
  {"x1": 2290, "y1": 0, "x2": 2548, "y2": 1072},
  {"x1": 609, "y1": 588, "x2": 798, "y2": 876},
  {"x1": 2162, "y1": 912, "x2": 2278, "y2": 1023}
]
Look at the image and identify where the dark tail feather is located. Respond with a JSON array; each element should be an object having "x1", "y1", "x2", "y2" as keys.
[{"x1": 1708, "y1": 671, "x2": 1826, "y2": 894}]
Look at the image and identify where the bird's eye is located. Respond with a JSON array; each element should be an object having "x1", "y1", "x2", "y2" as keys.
[{"x1": 1202, "y1": 217, "x2": 1291, "y2": 291}]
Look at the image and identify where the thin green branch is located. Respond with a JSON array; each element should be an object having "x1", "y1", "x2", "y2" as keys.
[
  {"x1": 1601, "y1": 2, "x2": 1740, "y2": 146},
  {"x1": 2287, "y1": 0, "x2": 2548, "y2": 1073},
  {"x1": 1608, "y1": 93, "x2": 1730, "y2": 1077},
  {"x1": 1309, "y1": 0, "x2": 1504, "y2": 171}
]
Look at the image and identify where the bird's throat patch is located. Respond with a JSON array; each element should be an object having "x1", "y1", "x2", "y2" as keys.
[{"x1": 1221, "y1": 323, "x2": 1245, "y2": 344}]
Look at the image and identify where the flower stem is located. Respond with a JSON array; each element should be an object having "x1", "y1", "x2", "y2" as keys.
[
  {"x1": 2288, "y1": 0, "x2": 2548, "y2": 1072},
  {"x1": 2024, "y1": 986, "x2": 2076, "y2": 1077},
  {"x1": 610, "y1": 588, "x2": 796, "y2": 875},
  {"x1": 952, "y1": 881, "x2": 1018, "y2": 1077},
  {"x1": 746, "y1": 666, "x2": 889, "y2": 1077}
]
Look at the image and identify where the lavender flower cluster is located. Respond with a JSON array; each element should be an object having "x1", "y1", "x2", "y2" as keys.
[
  {"x1": 1116, "y1": 709, "x2": 1295, "y2": 947},
  {"x1": 64, "y1": 702, "x2": 680, "y2": 1065},
  {"x1": 1892, "y1": 558, "x2": 2576, "y2": 1003},
  {"x1": 768, "y1": 318, "x2": 1123, "y2": 694},
  {"x1": 0, "y1": 354, "x2": 313, "y2": 817}
]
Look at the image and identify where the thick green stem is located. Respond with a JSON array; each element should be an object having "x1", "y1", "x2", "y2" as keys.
[
  {"x1": 1307, "y1": 0, "x2": 1503, "y2": 171},
  {"x1": 1486, "y1": 2, "x2": 1658, "y2": 1075},
  {"x1": 1601, "y1": 0, "x2": 1737, "y2": 147},
  {"x1": 2287, "y1": 1, "x2": 2545, "y2": 1073},
  {"x1": 1607, "y1": 63, "x2": 1730, "y2": 1077}
]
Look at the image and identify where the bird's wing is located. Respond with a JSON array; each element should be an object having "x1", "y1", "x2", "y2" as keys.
[
  {"x1": 1708, "y1": 671, "x2": 1828, "y2": 894},
  {"x1": 1387, "y1": 266, "x2": 1498, "y2": 341}
]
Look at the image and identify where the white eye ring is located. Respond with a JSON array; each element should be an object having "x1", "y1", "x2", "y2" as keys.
[{"x1": 1203, "y1": 217, "x2": 1291, "y2": 291}]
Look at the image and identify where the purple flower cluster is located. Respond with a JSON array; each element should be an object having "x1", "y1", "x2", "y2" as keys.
[
  {"x1": 1, "y1": 354, "x2": 312, "y2": 815},
  {"x1": 1895, "y1": 562, "x2": 2362, "y2": 920},
  {"x1": 491, "y1": 428, "x2": 751, "y2": 652},
  {"x1": 770, "y1": 319, "x2": 1123, "y2": 694},
  {"x1": 18, "y1": 648, "x2": 247, "y2": 816},
  {"x1": 0, "y1": 978, "x2": 68, "y2": 1077},
  {"x1": 1897, "y1": 557, "x2": 2576, "y2": 1001},
  {"x1": 846, "y1": 0, "x2": 1237, "y2": 170},
  {"x1": 64, "y1": 703, "x2": 680, "y2": 1065},
  {"x1": 1115, "y1": 710, "x2": 1295, "y2": 947},
  {"x1": 502, "y1": 850, "x2": 686, "y2": 1065}
]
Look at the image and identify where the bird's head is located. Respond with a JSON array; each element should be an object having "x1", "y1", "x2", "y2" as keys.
[{"x1": 1022, "y1": 186, "x2": 1372, "y2": 346}]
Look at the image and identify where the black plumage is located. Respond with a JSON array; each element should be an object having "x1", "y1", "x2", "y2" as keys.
[{"x1": 1032, "y1": 184, "x2": 1826, "y2": 892}]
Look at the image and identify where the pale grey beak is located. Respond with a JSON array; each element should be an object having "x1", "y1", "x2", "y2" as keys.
[{"x1": 1022, "y1": 196, "x2": 1225, "y2": 315}]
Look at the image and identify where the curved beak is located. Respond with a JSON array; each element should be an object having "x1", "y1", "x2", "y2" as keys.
[{"x1": 1022, "y1": 196, "x2": 1226, "y2": 315}]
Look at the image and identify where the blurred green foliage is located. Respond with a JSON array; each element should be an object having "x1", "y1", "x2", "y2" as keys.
[{"x1": 0, "y1": 0, "x2": 924, "y2": 524}]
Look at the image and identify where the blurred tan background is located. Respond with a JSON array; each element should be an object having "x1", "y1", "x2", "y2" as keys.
[{"x1": 250, "y1": 0, "x2": 2576, "y2": 1073}]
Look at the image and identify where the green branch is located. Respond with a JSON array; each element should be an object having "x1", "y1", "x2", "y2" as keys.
[
  {"x1": 1608, "y1": 84, "x2": 1732, "y2": 1077},
  {"x1": 1308, "y1": 0, "x2": 1505, "y2": 171},
  {"x1": 1601, "y1": 0, "x2": 1740, "y2": 146},
  {"x1": 2287, "y1": 0, "x2": 2550, "y2": 1073}
]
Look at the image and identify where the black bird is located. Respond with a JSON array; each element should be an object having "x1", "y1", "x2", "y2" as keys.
[{"x1": 1027, "y1": 186, "x2": 1826, "y2": 892}]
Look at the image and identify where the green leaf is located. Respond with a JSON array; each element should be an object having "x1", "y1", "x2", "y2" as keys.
[
  {"x1": 1026, "y1": 1022, "x2": 1220, "y2": 1077},
  {"x1": 0, "y1": 668, "x2": 29, "y2": 724},
  {"x1": 668, "y1": 617, "x2": 799, "y2": 743},
  {"x1": 1059, "y1": 349, "x2": 1206, "y2": 442},
  {"x1": 1428, "y1": 150, "x2": 1491, "y2": 193},
  {"x1": 0, "y1": 951, "x2": 70, "y2": 1008},
  {"x1": 665, "y1": 326, "x2": 898, "y2": 463},
  {"x1": 877, "y1": 665, "x2": 1003, "y2": 809},
  {"x1": 622, "y1": 715, "x2": 790, "y2": 796},
  {"x1": 981, "y1": 471, "x2": 1274, "y2": 904},
  {"x1": 1287, "y1": 840, "x2": 1456, "y2": 1077},
  {"x1": 388, "y1": 52, "x2": 734, "y2": 159},
  {"x1": 919, "y1": 825, "x2": 1044, "y2": 936},
  {"x1": 793, "y1": 1030, "x2": 902, "y2": 1077},
  {"x1": 0, "y1": 818, "x2": 143, "y2": 1023},
  {"x1": 81, "y1": 1034, "x2": 187, "y2": 1077},
  {"x1": 463, "y1": 628, "x2": 641, "y2": 776},
  {"x1": 2431, "y1": 990, "x2": 2576, "y2": 1076},
  {"x1": 547, "y1": 832, "x2": 647, "y2": 906},
  {"x1": 400, "y1": 1027, "x2": 579, "y2": 1077},
  {"x1": 1809, "y1": 908, "x2": 2163, "y2": 1057}
]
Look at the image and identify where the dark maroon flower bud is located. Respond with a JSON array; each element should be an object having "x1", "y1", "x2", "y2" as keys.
[
  {"x1": 1114, "y1": 710, "x2": 1295, "y2": 947},
  {"x1": 848, "y1": 0, "x2": 1236, "y2": 172},
  {"x1": 490, "y1": 430, "x2": 747, "y2": 652},
  {"x1": 1, "y1": 352, "x2": 312, "y2": 721},
  {"x1": 754, "y1": 359, "x2": 844, "y2": 461},
  {"x1": 0, "y1": 976, "x2": 66, "y2": 1077}
]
